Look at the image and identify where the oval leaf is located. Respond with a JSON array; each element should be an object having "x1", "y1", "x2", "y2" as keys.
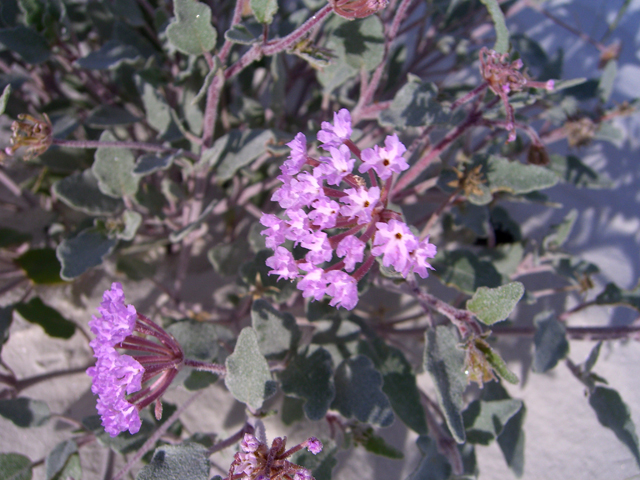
[
  {"x1": 56, "y1": 229, "x2": 118, "y2": 280},
  {"x1": 14, "y1": 297, "x2": 76, "y2": 339},
  {"x1": 0, "y1": 453, "x2": 32, "y2": 480},
  {"x1": 166, "y1": 0, "x2": 217, "y2": 56},
  {"x1": 14, "y1": 249, "x2": 64, "y2": 285},
  {"x1": 533, "y1": 311, "x2": 569, "y2": 373},
  {"x1": 92, "y1": 131, "x2": 138, "y2": 198},
  {"x1": 467, "y1": 282, "x2": 524, "y2": 325},
  {"x1": 136, "y1": 443, "x2": 210, "y2": 480},
  {"x1": 251, "y1": 299, "x2": 300, "y2": 359}
]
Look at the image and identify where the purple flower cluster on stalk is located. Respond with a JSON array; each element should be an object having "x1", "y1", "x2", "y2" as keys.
[
  {"x1": 261, "y1": 109, "x2": 436, "y2": 310},
  {"x1": 87, "y1": 283, "x2": 184, "y2": 436}
]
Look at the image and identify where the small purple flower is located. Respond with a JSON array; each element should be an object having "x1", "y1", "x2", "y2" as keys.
[
  {"x1": 408, "y1": 237, "x2": 437, "y2": 278},
  {"x1": 340, "y1": 186, "x2": 380, "y2": 224},
  {"x1": 87, "y1": 283, "x2": 144, "y2": 436},
  {"x1": 281, "y1": 133, "x2": 308, "y2": 176},
  {"x1": 315, "y1": 145, "x2": 355, "y2": 185},
  {"x1": 297, "y1": 264, "x2": 328, "y2": 301},
  {"x1": 336, "y1": 235, "x2": 365, "y2": 272},
  {"x1": 301, "y1": 231, "x2": 333, "y2": 265},
  {"x1": 266, "y1": 247, "x2": 299, "y2": 281},
  {"x1": 260, "y1": 214, "x2": 287, "y2": 250},
  {"x1": 325, "y1": 270, "x2": 358, "y2": 310},
  {"x1": 293, "y1": 470, "x2": 313, "y2": 480},
  {"x1": 359, "y1": 134, "x2": 409, "y2": 180},
  {"x1": 309, "y1": 197, "x2": 340, "y2": 229},
  {"x1": 317, "y1": 109, "x2": 352, "y2": 149},
  {"x1": 371, "y1": 219, "x2": 419, "y2": 275},
  {"x1": 285, "y1": 209, "x2": 311, "y2": 244},
  {"x1": 306, "y1": 437, "x2": 323, "y2": 455},
  {"x1": 241, "y1": 433, "x2": 261, "y2": 453}
]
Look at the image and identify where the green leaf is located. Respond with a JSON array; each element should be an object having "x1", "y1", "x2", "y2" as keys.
[
  {"x1": 224, "y1": 327, "x2": 277, "y2": 410},
  {"x1": 191, "y1": 58, "x2": 221, "y2": 105},
  {"x1": 293, "y1": 439, "x2": 337, "y2": 480},
  {"x1": 357, "y1": 428, "x2": 404, "y2": 459},
  {"x1": 0, "y1": 227, "x2": 31, "y2": 248},
  {"x1": 169, "y1": 199, "x2": 218, "y2": 243},
  {"x1": 589, "y1": 386, "x2": 640, "y2": 467},
  {"x1": 138, "y1": 79, "x2": 173, "y2": 136},
  {"x1": 85, "y1": 105, "x2": 141, "y2": 128},
  {"x1": 207, "y1": 239, "x2": 250, "y2": 277},
  {"x1": 598, "y1": 60, "x2": 617, "y2": 103},
  {"x1": 251, "y1": 0, "x2": 278, "y2": 24},
  {"x1": 166, "y1": 319, "x2": 223, "y2": 362},
  {"x1": 251, "y1": 299, "x2": 300, "y2": 359},
  {"x1": 379, "y1": 75, "x2": 450, "y2": 128},
  {"x1": 485, "y1": 155, "x2": 558, "y2": 195},
  {"x1": 281, "y1": 396, "x2": 305, "y2": 425},
  {"x1": 92, "y1": 131, "x2": 138, "y2": 198},
  {"x1": 432, "y1": 249, "x2": 502, "y2": 295},
  {"x1": 0, "y1": 453, "x2": 32, "y2": 480},
  {"x1": 216, "y1": 129, "x2": 274, "y2": 182},
  {"x1": 478, "y1": 0, "x2": 509, "y2": 53},
  {"x1": 45, "y1": 440, "x2": 77, "y2": 480},
  {"x1": 583, "y1": 341, "x2": 602, "y2": 373},
  {"x1": 0, "y1": 26, "x2": 50, "y2": 64},
  {"x1": 14, "y1": 248, "x2": 64, "y2": 284},
  {"x1": 331, "y1": 355, "x2": 394, "y2": 427},
  {"x1": 14, "y1": 297, "x2": 75, "y2": 339},
  {"x1": 51, "y1": 453, "x2": 80, "y2": 480},
  {"x1": 0, "y1": 398, "x2": 50, "y2": 428},
  {"x1": 479, "y1": 342, "x2": 519, "y2": 384},
  {"x1": 424, "y1": 325, "x2": 466, "y2": 443},
  {"x1": 0, "y1": 84, "x2": 10, "y2": 116},
  {"x1": 53, "y1": 169, "x2": 124, "y2": 215},
  {"x1": 279, "y1": 347, "x2": 335, "y2": 421},
  {"x1": 75, "y1": 40, "x2": 141, "y2": 70},
  {"x1": 358, "y1": 339, "x2": 428, "y2": 435},
  {"x1": 224, "y1": 24, "x2": 258, "y2": 45},
  {"x1": 533, "y1": 311, "x2": 569, "y2": 373},
  {"x1": 166, "y1": 0, "x2": 217, "y2": 55},
  {"x1": 406, "y1": 435, "x2": 451, "y2": 480},
  {"x1": 134, "y1": 152, "x2": 177, "y2": 175},
  {"x1": 56, "y1": 228, "x2": 118, "y2": 280},
  {"x1": 542, "y1": 209, "x2": 577, "y2": 251},
  {"x1": 117, "y1": 210, "x2": 142, "y2": 241},
  {"x1": 136, "y1": 443, "x2": 210, "y2": 480},
  {"x1": 548, "y1": 154, "x2": 612, "y2": 188},
  {"x1": 595, "y1": 282, "x2": 640, "y2": 312},
  {"x1": 463, "y1": 399, "x2": 523, "y2": 445},
  {"x1": 467, "y1": 282, "x2": 524, "y2": 325}
]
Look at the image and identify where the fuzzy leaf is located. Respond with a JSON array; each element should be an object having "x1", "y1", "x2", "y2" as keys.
[
  {"x1": 53, "y1": 170, "x2": 124, "y2": 215},
  {"x1": 584, "y1": 341, "x2": 602, "y2": 373},
  {"x1": 533, "y1": 311, "x2": 569, "y2": 373},
  {"x1": 14, "y1": 248, "x2": 64, "y2": 284},
  {"x1": 251, "y1": 0, "x2": 278, "y2": 24},
  {"x1": 136, "y1": 443, "x2": 210, "y2": 480},
  {"x1": 486, "y1": 155, "x2": 558, "y2": 195},
  {"x1": 117, "y1": 210, "x2": 142, "y2": 241},
  {"x1": 0, "y1": 26, "x2": 50, "y2": 64},
  {"x1": 138, "y1": 80, "x2": 173, "y2": 136},
  {"x1": 45, "y1": 440, "x2": 77, "y2": 480},
  {"x1": 542, "y1": 209, "x2": 577, "y2": 251},
  {"x1": 166, "y1": 0, "x2": 217, "y2": 55},
  {"x1": 134, "y1": 153, "x2": 176, "y2": 175},
  {"x1": 331, "y1": 355, "x2": 394, "y2": 427},
  {"x1": 0, "y1": 453, "x2": 32, "y2": 480},
  {"x1": 14, "y1": 297, "x2": 75, "y2": 339},
  {"x1": 598, "y1": 60, "x2": 617, "y2": 103},
  {"x1": 216, "y1": 129, "x2": 274, "y2": 181},
  {"x1": 406, "y1": 435, "x2": 451, "y2": 480},
  {"x1": 92, "y1": 131, "x2": 138, "y2": 198},
  {"x1": 0, "y1": 84, "x2": 10, "y2": 116},
  {"x1": 595, "y1": 282, "x2": 640, "y2": 312},
  {"x1": 85, "y1": 105, "x2": 141, "y2": 128},
  {"x1": 463, "y1": 399, "x2": 523, "y2": 445},
  {"x1": 589, "y1": 386, "x2": 640, "y2": 467},
  {"x1": 224, "y1": 327, "x2": 276, "y2": 410},
  {"x1": 251, "y1": 299, "x2": 300, "y2": 359},
  {"x1": 75, "y1": 40, "x2": 141, "y2": 70},
  {"x1": 224, "y1": 24, "x2": 258, "y2": 45},
  {"x1": 467, "y1": 282, "x2": 524, "y2": 325},
  {"x1": 379, "y1": 75, "x2": 450, "y2": 128},
  {"x1": 432, "y1": 249, "x2": 502, "y2": 295},
  {"x1": 167, "y1": 320, "x2": 222, "y2": 362},
  {"x1": 57, "y1": 229, "x2": 118, "y2": 280},
  {"x1": 358, "y1": 339, "x2": 428, "y2": 434},
  {"x1": 169, "y1": 199, "x2": 218, "y2": 243},
  {"x1": 424, "y1": 325, "x2": 466, "y2": 443},
  {"x1": 0, "y1": 398, "x2": 50, "y2": 428},
  {"x1": 279, "y1": 348, "x2": 335, "y2": 421},
  {"x1": 478, "y1": 0, "x2": 509, "y2": 53}
]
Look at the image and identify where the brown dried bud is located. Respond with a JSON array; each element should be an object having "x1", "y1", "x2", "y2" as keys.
[
  {"x1": 2, "y1": 113, "x2": 52, "y2": 161},
  {"x1": 527, "y1": 143, "x2": 550, "y2": 166},
  {"x1": 330, "y1": 0, "x2": 388, "y2": 20}
]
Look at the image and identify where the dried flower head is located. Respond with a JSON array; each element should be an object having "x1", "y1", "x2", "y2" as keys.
[
  {"x1": 479, "y1": 48, "x2": 554, "y2": 143},
  {"x1": 330, "y1": 0, "x2": 388, "y2": 20},
  {"x1": 227, "y1": 434, "x2": 322, "y2": 480},
  {"x1": 2, "y1": 113, "x2": 52, "y2": 161}
]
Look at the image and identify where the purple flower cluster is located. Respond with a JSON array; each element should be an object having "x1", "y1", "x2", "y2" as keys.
[
  {"x1": 261, "y1": 109, "x2": 436, "y2": 310},
  {"x1": 87, "y1": 283, "x2": 185, "y2": 437},
  {"x1": 87, "y1": 283, "x2": 144, "y2": 436}
]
